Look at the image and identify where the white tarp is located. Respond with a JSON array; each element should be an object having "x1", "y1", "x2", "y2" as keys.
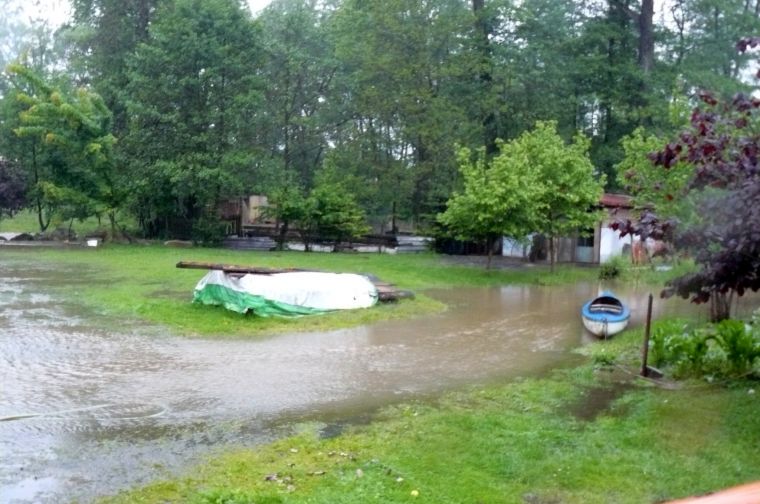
[
  {"x1": 194, "y1": 270, "x2": 378, "y2": 316},
  {"x1": 237, "y1": 271, "x2": 378, "y2": 310}
]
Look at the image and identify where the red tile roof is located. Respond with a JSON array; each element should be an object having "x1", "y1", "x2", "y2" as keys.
[{"x1": 600, "y1": 193, "x2": 633, "y2": 209}]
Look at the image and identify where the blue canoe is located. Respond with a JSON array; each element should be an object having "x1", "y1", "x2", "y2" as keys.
[{"x1": 581, "y1": 291, "x2": 630, "y2": 338}]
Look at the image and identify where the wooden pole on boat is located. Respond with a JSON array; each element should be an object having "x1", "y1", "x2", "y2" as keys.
[{"x1": 640, "y1": 293, "x2": 654, "y2": 377}]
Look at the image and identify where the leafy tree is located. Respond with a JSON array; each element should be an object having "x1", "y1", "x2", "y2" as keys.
[
  {"x1": 331, "y1": 0, "x2": 474, "y2": 222},
  {"x1": 665, "y1": 0, "x2": 760, "y2": 98},
  {"x1": 0, "y1": 16, "x2": 68, "y2": 232},
  {"x1": 67, "y1": 0, "x2": 160, "y2": 134},
  {"x1": 438, "y1": 144, "x2": 540, "y2": 269},
  {"x1": 615, "y1": 40, "x2": 760, "y2": 321},
  {"x1": 616, "y1": 127, "x2": 692, "y2": 220},
  {"x1": 302, "y1": 177, "x2": 370, "y2": 252},
  {"x1": 256, "y1": 0, "x2": 337, "y2": 187},
  {"x1": 8, "y1": 63, "x2": 121, "y2": 235},
  {"x1": 521, "y1": 121, "x2": 605, "y2": 271},
  {"x1": 264, "y1": 181, "x2": 306, "y2": 251},
  {"x1": 124, "y1": 0, "x2": 262, "y2": 238}
]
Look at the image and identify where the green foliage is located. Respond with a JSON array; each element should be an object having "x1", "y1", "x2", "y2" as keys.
[
  {"x1": 525, "y1": 122, "x2": 605, "y2": 248},
  {"x1": 7, "y1": 62, "x2": 121, "y2": 234},
  {"x1": 616, "y1": 127, "x2": 692, "y2": 220},
  {"x1": 303, "y1": 178, "x2": 370, "y2": 250},
  {"x1": 191, "y1": 215, "x2": 228, "y2": 247},
  {"x1": 123, "y1": 0, "x2": 261, "y2": 238},
  {"x1": 598, "y1": 256, "x2": 626, "y2": 280},
  {"x1": 710, "y1": 319, "x2": 760, "y2": 376},
  {"x1": 195, "y1": 488, "x2": 282, "y2": 504},
  {"x1": 649, "y1": 319, "x2": 760, "y2": 379},
  {"x1": 439, "y1": 121, "x2": 603, "y2": 269},
  {"x1": 331, "y1": 0, "x2": 473, "y2": 220},
  {"x1": 438, "y1": 144, "x2": 539, "y2": 245}
]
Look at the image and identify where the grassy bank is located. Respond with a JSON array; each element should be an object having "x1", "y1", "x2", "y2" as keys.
[
  {"x1": 0, "y1": 244, "x2": 601, "y2": 337},
  {"x1": 101, "y1": 326, "x2": 760, "y2": 504},
  {"x1": 0, "y1": 245, "x2": 596, "y2": 336}
]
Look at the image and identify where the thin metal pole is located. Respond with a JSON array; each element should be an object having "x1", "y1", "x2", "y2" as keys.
[{"x1": 641, "y1": 293, "x2": 654, "y2": 377}]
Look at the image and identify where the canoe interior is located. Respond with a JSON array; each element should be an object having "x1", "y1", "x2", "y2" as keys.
[{"x1": 589, "y1": 296, "x2": 624, "y2": 315}]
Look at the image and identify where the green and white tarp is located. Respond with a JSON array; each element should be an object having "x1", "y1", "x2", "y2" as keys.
[{"x1": 193, "y1": 270, "x2": 378, "y2": 317}]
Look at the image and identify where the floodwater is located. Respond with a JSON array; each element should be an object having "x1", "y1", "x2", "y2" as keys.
[{"x1": 0, "y1": 257, "x2": 741, "y2": 503}]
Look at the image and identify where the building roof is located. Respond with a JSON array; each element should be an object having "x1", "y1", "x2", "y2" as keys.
[{"x1": 600, "y1": 193, "x2": 633, "y2": 209}]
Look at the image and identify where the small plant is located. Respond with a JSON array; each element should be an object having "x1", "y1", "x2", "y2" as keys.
[
  {"x1": 649, "y1": 319, "x2": 690, "y2": 368},
  {"x1": 648, "y1": 317, "x2": 760, "y2": 379},
  {"x1": 192, "y1": 215, "x2": 228, "y2": 246},
  {"x1": 592, "y1": 351, "x2": 615, "y2": 367},
  {"x1": 195, "y1": 489, "x2": 283, "y2": 504},
  {"x1": 599, "y1": 256, "x2": 626, "y2": 280},
  {"x1": 708, "y1": 319, "x2": 760, "y2": 376}
]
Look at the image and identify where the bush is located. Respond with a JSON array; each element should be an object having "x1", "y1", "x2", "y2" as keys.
[
  {"x1": 191, "y1": 215, "x2": 228, "y2": 246},
  {"x1": 599, "y1": 256, "x2": 626, "y2": 280},
  {"x1": 710, "y1": 319, "x2": 760, "y2": 376},
  {"x1": 649, "y1": 318, "x2": 760, "y2": 379}
]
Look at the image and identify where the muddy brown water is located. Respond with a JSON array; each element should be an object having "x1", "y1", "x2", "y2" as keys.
[{"x1": 0, "y1": 257, "x2": 748, "y2": 503}]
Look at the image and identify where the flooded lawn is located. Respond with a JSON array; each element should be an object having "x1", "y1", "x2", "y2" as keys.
[{"x1": 0, "y1": 257, "x2": 723, "y2": 502}]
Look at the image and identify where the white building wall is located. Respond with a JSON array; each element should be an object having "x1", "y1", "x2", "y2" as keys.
[
  {"x1": 502, "y1": 235, "x2": 532, "y2": 258},
  {"x1": 599, "y1": 226, "x2": 633, "y2": 263}
]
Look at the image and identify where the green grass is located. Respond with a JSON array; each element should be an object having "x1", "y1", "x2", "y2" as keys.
[
  {"x1": 0, "y1": 244, "x2": 600, "y2": 337},
  {"x1": 0, "y1": 210, "x2": 42, "y2": 232},
  {"x1": 0, "y1": 209, "x2": 137, "y2": 236},
  {"x1": 101, "y1": 326, "x2": 760, "y2": 504}
]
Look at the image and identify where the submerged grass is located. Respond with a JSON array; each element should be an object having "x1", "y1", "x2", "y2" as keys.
[
  {"x1": 0, "y1": 244, "x2": 599, "y2": 337},
  {"x1": 101, "y1": 326, "x2": 760, "y2": 504}
]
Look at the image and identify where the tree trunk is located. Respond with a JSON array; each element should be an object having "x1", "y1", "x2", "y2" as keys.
[
  {"x1": 277, "y1": 220, "x2": 289, "y2": 251},
  {"x1": 549, "y1": 235, "x2": 556, "y2": 273},
  {"x1": 638, "y1": 0, "x2": 654, "y2": 75},
  {"x1": 109, "y1": 211, "x2": 117, "y2": 241},
  {"x1": 710, "y1": 291, "x2": 733, "y2": 322},
  {"x1": 486, "y1": 236, "x2": 493, "y2": 270},
  {"x1": 472, "y1": 0, "x2": 498, "y2": 156}
]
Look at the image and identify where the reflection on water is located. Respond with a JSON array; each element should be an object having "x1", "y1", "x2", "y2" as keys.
[{"x1": 0, "y1": 256, "x2": 752, "y2": 503}]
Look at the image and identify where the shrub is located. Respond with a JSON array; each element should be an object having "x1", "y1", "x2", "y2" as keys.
[
  {"x1": 708, "y1": 319, "x2": 760, "y2": 376},
  {"x1": 599, "y1": 255, "x2": 626, "y2": 280},
  {"x1": 649, "y1": 318, "x2": 760, "y2": 379},
  {"x1": 191, "y1": 215, "x2": 228, "y2": 247}
]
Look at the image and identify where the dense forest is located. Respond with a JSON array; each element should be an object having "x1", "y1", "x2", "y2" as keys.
[{"x1": 0, "y1": 0, "x2": 758, "y2": 240}]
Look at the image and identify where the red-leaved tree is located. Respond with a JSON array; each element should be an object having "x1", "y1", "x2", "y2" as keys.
[{"x1": 614, "y1": 37, "x2": 760, "y2": 322}]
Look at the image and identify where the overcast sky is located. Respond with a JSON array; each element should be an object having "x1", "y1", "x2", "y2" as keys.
[
  {"x1": 24, "y1": 0, "x2": 679, "y2": 28},
  {"x1": 20, "y1": 0, "x2": 274, "y2": 28}
]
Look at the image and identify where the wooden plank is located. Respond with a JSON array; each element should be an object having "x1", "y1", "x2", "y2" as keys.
[
  {"x1": 176, "y1": 261, "x2": 308, "y2": 275},
  {"x1": 177, "y1": 260, "x2": 414, "y2": 302}
]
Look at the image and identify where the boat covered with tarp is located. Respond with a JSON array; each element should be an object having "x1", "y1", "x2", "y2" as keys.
[
  {"x1": 193, "y1": 269, "x2": 378, "y2": 317},
  {"x1": 581, "y1": 291, "x2": 630, "y2": 338}
]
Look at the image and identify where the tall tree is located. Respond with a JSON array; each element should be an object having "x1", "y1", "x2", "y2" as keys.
[
  {"x1": 124, "y1": 0, "x2": 262, "y2": 238},
  {"x1": 67, "y1": 0, "x2": 160, "y2": 134},
  {"x1": 8, "y1": 63, "x2": 120, "y2": 235},
  {"x1": 472, "y1": 0, "x2": 498, "y2": 156},
  {"x1": 0, "y1": 17, "x2": 70, "y2": 232},
  {"x1": 332, "y1": 0, "x2": 475, "y2": 222},
  {"x1": 614, "y1": 40, "x2": 760, "y2": 321},
  {"x1": 256, "y1": 0, "x2": 336, "y2": 189},
  {"x1": 665, "y1": 0, "x2": 760, "y2": 97}
]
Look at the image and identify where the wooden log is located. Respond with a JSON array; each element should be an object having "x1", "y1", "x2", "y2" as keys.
[
  {"x1": 176, "y1": 261, "x2": 308, "y2": 275},
  {"x1": 177, "y1": 260, "x2": 415, "y2": 302}
]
